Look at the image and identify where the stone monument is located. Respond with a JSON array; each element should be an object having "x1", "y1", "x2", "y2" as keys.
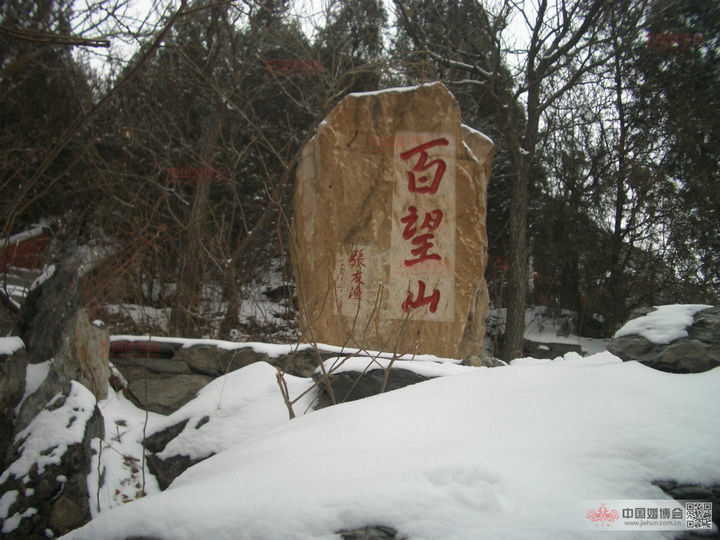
[{"x1": 292, "y1": 82, "x2": 494, "y2": 358}]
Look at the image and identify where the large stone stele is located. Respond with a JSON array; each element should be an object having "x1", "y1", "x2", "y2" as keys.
[{"x1": 292, "y1": 82, "x2": 494, "y2": 358}]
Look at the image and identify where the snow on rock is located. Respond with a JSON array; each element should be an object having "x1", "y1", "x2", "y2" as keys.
[
  {"x1": 510, "y1": 350, "x2": 623, "y2": 367},
  {"x1": 614, "y1": 304, "x2": 712, "y2": 344},
  {"x1": 149, "y1": 362, "x2": 317, "y2": 461},
  {"x1": 14, "y1": 360, "x2": 50, "y2": 416},
  {"x1": 319, "y1": 355, "x2": 477, "y2": 378},
  {"x1": 1, "y1": 382, "x2": 96, "y2": 484},
  {"x1": 0, "y1": 337, "x2": 24, "y2": 356},
  {"x1": 62, "y1": 356, "x2": 720, "y2": 540},
  {"x1": 28, "y1": 264, "x2": 55, "y2": 292}
]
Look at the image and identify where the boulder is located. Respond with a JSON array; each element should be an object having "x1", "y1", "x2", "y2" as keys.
[
  {"x1": 523, "y1": 339, "x2": 582, "y2": 359},
  {"x1": 127, "y1": 374, "x2": 213, "y2": 415},
  {"x1": 337, "y1": 525, "x2": 404, "y2": 539},
  {"x1": 0, "y1": 339, "x2": 27, "y2": 464},
  {"x1": 608, "y1": 306, "x2": 720, "y2": 373},
  {"x1": 15, "y1": 259, "x2": 109, "y2": 399},
  {"x1": 0, "y1": 381, "x2": 102, "y2": 538},
  {"x1": 653, "y1": 480, "x2": 719, "y2": 535},
  {"x1": 54, "y1": 309, "x2": 110, "y2": 400},
  {"x1": 111, "y1": 355, "x2": 192, "y2": 375},
  {"x1": 275, "y1": 347, "x2": 337, "y2": 377},
  {"x1": 16, "y1": 260, "x2": 80, "y2": 365},
  {"x1": 461, "y1": 354, "x2": 508, "y2": 368},
  {"x1": 174, "y1": 345, "x2": 269, "y2": 377},
  {"x1": 316, "y1": 367, "x2": 432, "y2": 408},
  {"x1": 143, "y1": 419, "x2": 209, "y2": 490},
  {"x1": 292, "y1": 82, "x2": 494, "y2": 359}
]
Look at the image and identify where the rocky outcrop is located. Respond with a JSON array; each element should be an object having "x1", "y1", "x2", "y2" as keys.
[
  {"x1": 54, "y1": 310, "x2": 110, "y2": 400},
  {"x1": 127, "y1": 374, "x2": 213, "y2": 415},
  {"x1": 15, "y1": 259, "x2": 109, "y2": 399},
  {"x1": 653, "y1": 480, "x2": 719, "y2": 538},
  {"x1": 16, "y1": 260, "x2": 80, "y2": 365},
  {"x1": 0, "y1": 259, "x2": 111, "y2": 537},
  {"x1": 0, "y1": 339, "x2": 26, "y2": 464},
  {"x1": 608, "y1": 306, "x2": 720, "y2": 373},
  {"x1": 174, "y1": 345, "x2": 269, "y2": 376},
  {"x1": 316, "y1": 367, "x2": 432, "y2": 408},
  {"x1": 461, "y1": 354, "x2": 508, "y2": 368},
  {"x1": 523, "y1": 340, "x2": 582, "y2": 359},
  {"x1": 292, "y1": 82, "x2": 494, "y2": 359},
  {"x1": 143, "y1": 419, "x2": 209, "y2": 490},
  {"x1": 337, "y1": 525, "x2": 404, "y2": 539},
  {"x1": 0, "y1": 381, "x2": 102, "y2": 538},
  {"x1": 111, "y1": 344, "x2": 339, "y2": 413}
]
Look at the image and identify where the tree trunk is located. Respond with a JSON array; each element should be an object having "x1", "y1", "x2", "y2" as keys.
[{"x1": 502, "y1": 157, "x2": 529, "y2": 361}]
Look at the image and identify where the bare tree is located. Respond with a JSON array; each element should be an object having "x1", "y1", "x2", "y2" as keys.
[{"x1": 394, "y1": 0, "x2": 611, "y2": 359}]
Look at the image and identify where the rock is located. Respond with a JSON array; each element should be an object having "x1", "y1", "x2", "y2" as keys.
[
  {"x1": 144, "y1": 419, "x2": 212, "y2": 490},
  {"x1": 275, "y1": 347, "x2": 337, "y2": 377},
  {"x1": 143, "y1": 419, "x2": 189, "y2": 454},
  {"x1": 461, "y1": 354, "x2": 507, "y2": 368},
  {"x1": 316, "y1": 367, "x2": 432, "y2": 408},
  {"x1": 658, "y1": 339, "x2": 710, "y2": 372},
  {"x1": 0, "y1": 381, "x2": 102, "y2": 538},
  {"x1": 607, "y1": 335, "x2": 654, "y2": 359},
  {"x1": 523, "y1": 339, "x2": 583, "y2": 359},
  {"x1": 127, "y1": 374, "x2": 213, "y2": 415},
  {"x1": 653, "y1": 480, "x2": 719, "y2": 535},
  {"x1": 54, "y1": 308, "x2": 110, "y2": 400},
  {"x1": 688, "y1": 307, "x2": 720, "y2": 343},
  {"x1": 111, "y1": 355, "x2": 191, "y2": 375},
  {"x1": 292, "y1": 82, "x2": 494, "y2": 359},
  {"x1": 14, "y1": 258, "x2": 109, "y2": 399},
  {"x1": 145, "y1": 453, "x2": 205, "y2": 491},
  {"x1": 173, "y1": 346, "x2": 268, "y2": 377},
  {"x1": 49, "y1": 495, "x2": 85, "y2": 531},
  {"x1": 13, "y1": 368, "x2": 68, "y2": 435},
  {"x1": 337, "y1": 525, "x2": 403, "y2": 539},
  {"x1": 607, "y1": 306, "x2": 720, "y2": 373},
  {"x1": 110, "y1": 340, "x2": 180, "y2": 357},
  {"x1": 0, "y1": 339, "x2": 27, "y2": 464},
  {"x1": 16, "y1": 259, "x2": 81, "y2": 365}
]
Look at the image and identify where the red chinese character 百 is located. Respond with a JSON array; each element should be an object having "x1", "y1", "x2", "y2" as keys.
[
  {"x1": 399, "y1": 138, "x2": 449, "y2": 194},
  {"x1": 402, "y1": 280, "x2": 440, "y2": 313}
]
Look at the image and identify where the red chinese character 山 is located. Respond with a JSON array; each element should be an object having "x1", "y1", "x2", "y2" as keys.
[
  {"x1": 400, "y1": 206, "x2": 444, "y2": 266},
  {"x1": 402, "y1": 280, "x2": 440, "y2": 314},
  {"x1": 399, "y1": 138, "x2": 449, "y2": 194}
]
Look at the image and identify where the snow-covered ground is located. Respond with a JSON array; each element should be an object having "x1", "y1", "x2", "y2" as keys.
[
  {"x1": 487, "y1": 306, "x2": 608, "y2": 355},
  {"x1": 65, "y1": 352, "x2": 719, "y2": 539},
  {"x1": 3, "y1": 305, "x2": 717, "y2": 538}
]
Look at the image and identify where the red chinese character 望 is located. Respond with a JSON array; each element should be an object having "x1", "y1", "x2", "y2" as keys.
[{"x1": 400, "y1": 206, "x2": 444, "y2": 266}]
